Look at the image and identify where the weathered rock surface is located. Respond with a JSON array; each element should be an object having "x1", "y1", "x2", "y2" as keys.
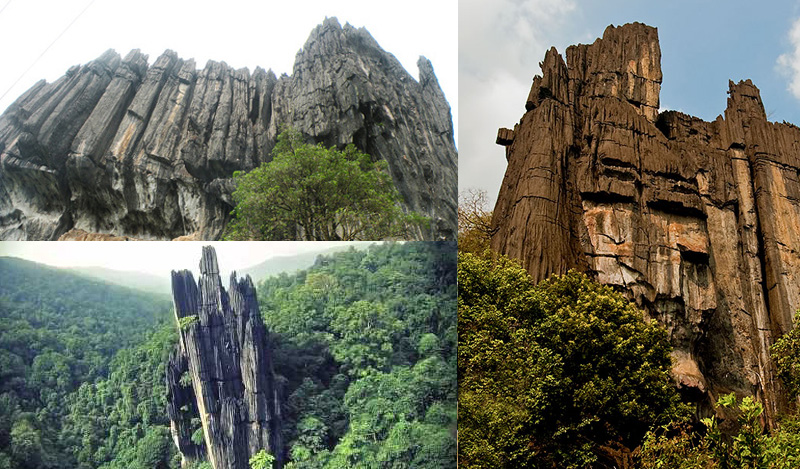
[
  {"x1": 167, "y1": 246, "x2": 283, "y2": 468},
  {"x1": 492, "y1": 23, "x2": 800, "y2": 425},
  {"x1": 0, "y1": 17, "x2": 457, "y2": 240}
]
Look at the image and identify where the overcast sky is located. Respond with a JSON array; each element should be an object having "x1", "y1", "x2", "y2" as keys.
[
  {"x1": 0, "y1": 241, "x2": 371, "y2": 277},
  {"x1": 0, "y1": 0, "x2": 457, "y2": 143},
  {"x1": 460, "y1": 0, "x2": 800, "y2": 208}
]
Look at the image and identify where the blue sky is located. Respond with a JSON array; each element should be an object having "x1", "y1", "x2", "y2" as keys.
[{"x1": 460, "y1": 0, "x2": 800, "y2": 207}]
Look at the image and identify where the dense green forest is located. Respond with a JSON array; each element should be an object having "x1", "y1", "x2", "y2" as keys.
[
  {"x1": 259, "y1": 242, "x2": 457, "y2": 468},
  {"x1": 1, "y1": 242, "x2": 456, "y2": 469},
  {"x1": 0, "y1": 257, "x2": 173, "y2": 468}
]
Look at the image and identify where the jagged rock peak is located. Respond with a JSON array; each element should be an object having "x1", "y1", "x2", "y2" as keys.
[
  {"x1": 199, "y1": 245, "x2": 219, "y2": 275},
  {"x1": 492, "y1": 22, "x2": 800, "y2": 429},
  {"x1": 0, "y1": 18, "x2": 457, "y2": 241},
  {"x1": 167, "y1": 246, "x2": 283, "y2": 468}
]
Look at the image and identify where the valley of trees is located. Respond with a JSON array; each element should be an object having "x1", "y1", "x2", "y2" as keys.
[
  {"x1": 458, "y1": 189, "x2": 800, "y2": 468},
  {"x1": 0, "y1": 257, "x2": 174, "y2": 468},
  {"x1": 0, "y1": 241, "x2": 456, "y2": 469}
]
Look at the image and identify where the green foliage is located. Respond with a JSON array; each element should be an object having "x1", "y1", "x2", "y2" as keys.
[
  {"x1": 191, "y1": 426, "x2": 205, "y2": 446},
  {"x1": 178, "y1": 315, "x2": 199, "y2": 330},
  {"x1": 771, "y1": 314, "x2": 800, "y2": 399},
  {"x1": 224, "y1": 128, "x2": 428, "y2": 240},
  {"x1": 458, "y1": 253, "x2": 683, "y2": 468},
  {"x1": 60, "y1": 325, "x2": 179, "y2": 469},
  {"x1": 638, "y1": 422, "x2": 712, "y2": 469},
  {"x1": 250, "y1": 449, "x2": 275, "y2": 469},
  {"x1": 703, "y1": 393, "x2": 768, "y2": 468},
  {"x1": 0, "y1": 257, "x2": 172, "y2": 469},
  {"x1": 134, "y1": 426, "x2": 172, "y2": 469},
  {"x1": 260, "y1": 242, "x2": 456, "y2": 468},
  {"x1": 639, "y1": 393, "x2": 800, "y2": 469}
]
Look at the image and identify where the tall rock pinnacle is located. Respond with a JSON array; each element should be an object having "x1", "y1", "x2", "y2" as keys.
[
  {"x1": 0, "y1": 17, "x2": 457, "y2": 240},
  {"x1": 492, "y1": 23, "x2": 800, "y2": 426},
  {"x1": 166, "y1": 246, "x2": 283, "y2": 468}
]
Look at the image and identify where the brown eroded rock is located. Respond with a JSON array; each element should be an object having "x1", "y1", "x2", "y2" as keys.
[{"x1": 492, "y1": 22, "x2": 800, "y2": 426}]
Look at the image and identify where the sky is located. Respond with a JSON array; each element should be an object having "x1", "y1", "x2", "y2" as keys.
[
  {"x1": 0, "y1": 241, "x2": 373, "y2": 277},
  {"x1": 460, "y1": 0, "x2": 800, "y2": 208},
  {"x1": 0, "y1": 0, "x2": 457, "y2": 144}
]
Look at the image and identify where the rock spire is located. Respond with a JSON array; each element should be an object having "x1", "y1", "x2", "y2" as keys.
[
  {"x1": 166, "y1": 246, "x2": 283, "y2": 468},
  {"x1": 492, "y1": 22, "x2": 800, "y2": 425}
]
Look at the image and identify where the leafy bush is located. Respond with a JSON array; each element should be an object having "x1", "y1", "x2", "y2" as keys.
[
  {"x1": 458, "y1": 253, "x2": 683, "y2": 468},
  {"x1": 771, "y1": 314, "x2": 800, "y2": 399},
  {"x1": 639, "y1": 393, "x2": 800, "y2": 469},
  {"x1": 178, "y1": 315, "x2": 199, "y2": 330},
  {"x1": 224, "y1": 128, "x2": 427, "y2": 240}
]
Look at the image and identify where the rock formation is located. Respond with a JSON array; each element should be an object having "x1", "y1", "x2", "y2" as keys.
[
  {"x1": 166, "y1": 246, "x2": 283, "y2": 468},
  {"x1": 0, "y1": 17, "x2": 457, "y2": 240},
  {"x1": 492, "y1": 22, "x2": 800, "y2": 425}
]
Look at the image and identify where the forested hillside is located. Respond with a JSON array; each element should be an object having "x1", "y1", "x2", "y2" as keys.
[
  {"x1": 257, "y1": 242, "x2": 457, "y2": 468},
  {"x1": 0, "y1": 257, "x2": 172, "y2": 468},
  {"x1": 0, "y1": 242, "x2": 457, "y2": 469}
]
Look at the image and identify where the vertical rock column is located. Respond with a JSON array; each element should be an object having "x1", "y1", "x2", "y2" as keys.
[{"x1": 167, "y1": 246, "x2": 283, "y2": 469}]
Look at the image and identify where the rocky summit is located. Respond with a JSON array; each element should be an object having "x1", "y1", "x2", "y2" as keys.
[
  {"x1": 167, "y1": 246, "x2": 283, "y2": 468},
  {"x1": 0, "y1": 17, "x2": 456, "y2": 240},
  {"x1": 492, "y1": 23, "x2": 800, "y2": 425}
]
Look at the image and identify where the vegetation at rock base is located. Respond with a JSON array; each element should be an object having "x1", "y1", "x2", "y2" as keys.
[
  {"x1": 636, "y1": 314, "x2": 800, "y2": 468},
  {"x1": 458, "y1": 253, "x2": 686, "y2": 468},
  {"x1": 457, "y1": 246, "x2": 800, "y2": 468},
  {"x1": 224, "y1": 129, "x2": 428, "y2": 241},
  {"x1": 638, "y1": 392, "x2": 800, "y2": 469}
]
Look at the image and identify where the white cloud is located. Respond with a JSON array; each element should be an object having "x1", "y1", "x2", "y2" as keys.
[
  {"x1": 777, "y1": 16, "x2": 800, "y2": 99},
  {"x1": 459, "y1": 0, "x2": 576, "y2": 206}
]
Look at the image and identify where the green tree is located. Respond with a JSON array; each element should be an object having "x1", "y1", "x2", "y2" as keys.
[
  {"x1": 249, "y1": 449, "x2": 275, "y2": 469},
  {"x1": 771, "y1": 313, "x2": 800, "y2": 399},
  {"x1": 458, "y1": 253, "x2": 683, "y2": 468},
  {"x1": 224, "y1": 129, "x2": 427, "y2": 240}
]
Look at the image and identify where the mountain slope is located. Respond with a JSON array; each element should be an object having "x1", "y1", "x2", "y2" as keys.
[{"x1": 0, "y1": 256, "x2": 171, "y2": 468}]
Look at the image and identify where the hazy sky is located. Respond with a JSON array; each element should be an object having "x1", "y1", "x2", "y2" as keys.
[
  {"x1": 0, "y1": 0, "x2": 457, "y2": 143},
  {"x1": 460, "y1": 0, "x2": 800, "y2": 208},
  {"x1": 0, "y1": 241, "x2": 372, "y2": 277}
]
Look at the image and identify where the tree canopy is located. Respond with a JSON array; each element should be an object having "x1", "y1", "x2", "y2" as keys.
[
  {"x1": 458, "y1": 253, "x2": 684, "y2": 468},
  {"x1": 224, "y1": 129, "x2": 427, "y2": 240}
]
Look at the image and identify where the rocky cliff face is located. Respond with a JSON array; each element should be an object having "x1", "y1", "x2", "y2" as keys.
[
  {"x1": 167, "y1": 246, "x2": 283, "y2": 468},
  {"x1": 492, "y1": 23, "x2": 800, "y2": 425},
  {"x1": 0, "y1": 17, "x2": 456, "y2": 240}
]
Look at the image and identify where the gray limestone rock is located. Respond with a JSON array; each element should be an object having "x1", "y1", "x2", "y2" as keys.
[
  {"x1": 166, "y1": 246, "x2": 283, "y2": 468},
  {"x1": 0, "y1": 17, "x2": 456, "y2": 240}
]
